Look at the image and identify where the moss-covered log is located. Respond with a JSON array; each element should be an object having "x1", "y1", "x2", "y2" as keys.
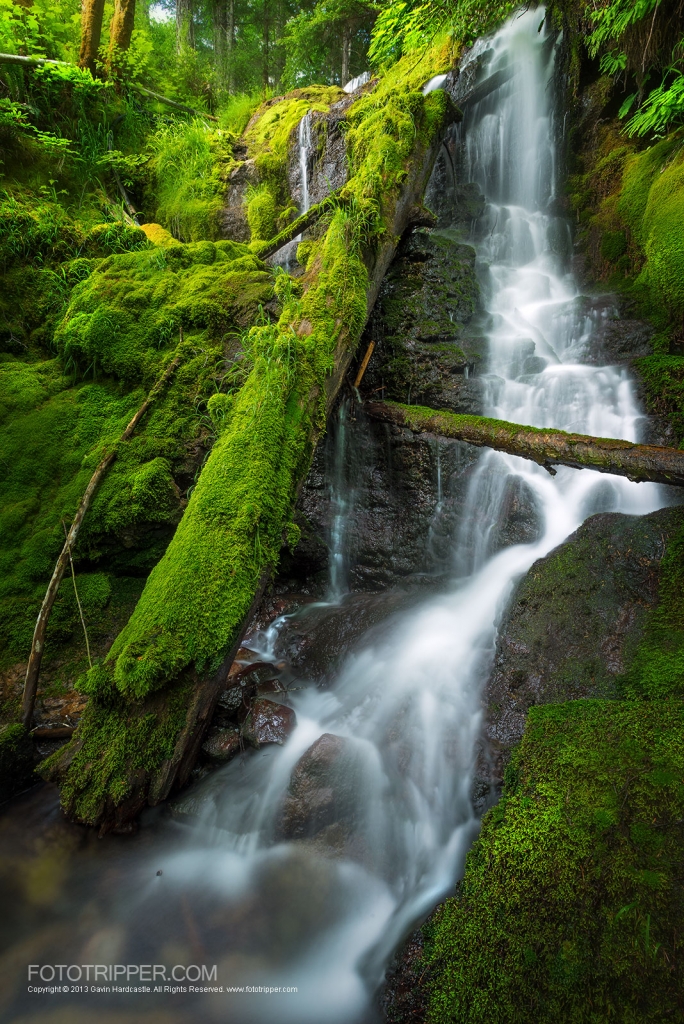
[
  {"x1": 44, "y1": 41, "x2": 462, "y2": 832},
  {"x1": 366, "y1": 401, "x2": 684, "y2": 487}
]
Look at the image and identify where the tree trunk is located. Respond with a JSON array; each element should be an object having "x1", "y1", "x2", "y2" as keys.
[
  {"x1": 227, "y1": 0, "x2": 235, "y2": 91},
  {"x1": 109, "y1": 0, "x2": 137, "y2": 54},
  {"x1": 365, "y1": 402, "x2": 684, "y2": 487},
  {"x1": 341, "y1": 20, "x2": 352, "y2": 85},
  {"x1": 176, "y1": 0, "x2": 194, "y2": 51},
  {"x1": 213, "y1": 0, "x2": 227, "y2": 84},
  {"x1": 79, "y1": 0, "x2": 106, "y2": 74},
  {"x1": 44, "y1": 92, "x2": 461, "y2": 835},
  {"x1": 263, "y1": 0, "x2": 270, "y2": 87}
]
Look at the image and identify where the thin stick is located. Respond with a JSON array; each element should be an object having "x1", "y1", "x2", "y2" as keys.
[
  {"x1": 353, "y1": 340, "x2": 375, "y2": 388},
  {"x1": 63, "y1": 520, "x2": 92, "y2": 669},
  {"x1": 21, "y1": 339, "x2": 185, "y2": 729}
]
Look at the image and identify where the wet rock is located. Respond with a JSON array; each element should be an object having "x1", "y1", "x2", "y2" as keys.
[
  {"x1": 483, "y1": 504, "x2": 684, "y2": 788},
  {"x1": 241, "y1": 699, "x2": 296, "y2": 748},
  {"x1": 201, "y1": 727, "x2": 241, "y2": 762},
  {"x1": 0, "y1": 724, "x2": 35, "y2": 803},
  {"x1": 277, "y1": 733, "x2": 361, "y2": 840},
  {"x1": 271, "y1": 587, "x2": 439, "y2": 682},
  {"x1": 362, "y1": 229, "x2": 481, "y2": 416}
]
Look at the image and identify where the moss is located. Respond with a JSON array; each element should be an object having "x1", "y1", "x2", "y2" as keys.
[
  {"x1": 622, "y1": 519, "x2": 684, "y2": 699},
  {"x1": 634, "y1": 354, "x2": 684, "y2": 443},
  {"x1": 600, "y1": 228, "x2": 627, "y2": 262},
  {"x1": 424, "y1": 700, "x2": 684, "y2": 1024},
  {"x1": 40, "y1": 672, "x2": 194, "y2": 826},
  {"x1": 245, "y1": 183, "x2": 278, "y2": 242},
  {"x1": 55, "y1": 239, "x2": 272, "y2": 383}
]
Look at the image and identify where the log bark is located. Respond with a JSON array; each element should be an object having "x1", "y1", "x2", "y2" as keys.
[
  {"x1": 79, "y1": 0, "x2": 106, "y2": 74},
  {"x1": 365, "y1": 402, "x2": 684, "y2": 487},
  {"x1": 109, "y1": 0, "x2": 137, "y2": 55},
  {"x1": 21, "y1": 347, "x2": 184, "y2": 730}
]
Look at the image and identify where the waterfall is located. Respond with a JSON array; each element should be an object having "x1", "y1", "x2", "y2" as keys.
[
  {"x1": 5, "y1": 11, "x2": 667, "y2": 1024},
  {"x1": 297, "y1": 111, "x2": 312, "y2": 240},
  {"x1": 328, "y1": 399, "x2": 353, "y2": 599},
  {"x1": 144, "y1": 14, "x2": 662, "y2": 1022}
]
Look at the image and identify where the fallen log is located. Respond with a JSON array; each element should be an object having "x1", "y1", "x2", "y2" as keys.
[
  {"x1": 21, "y1": 342, "x2": 185, "y2": 730},
  {"x1": 365, "y1": 402, "x2": 684, "y2": 487},
  {"x1": 43, "y1": 76, "x2": 462, "y2": 833}
]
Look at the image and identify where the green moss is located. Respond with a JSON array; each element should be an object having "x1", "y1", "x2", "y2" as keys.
[
  {"x1": 424, "y1": 700, "x2": 684, "y2": 1023},
  {"x1": 622, "y1": 519, "x2": 684, "y2": 699},
  {"x1": 55, "y1": 239, "x2": 271, "y2": 383},
  {"x1": 634, "y1": 353, "x2": 684, "y2": 443},
  {"x1": 41, "y1": 672, "x2": 193, "y2": 825},
  {"x1": 600, "y1": 228, "x2": 627, "y2": 262},
  {"x1": 245, "y1": 183, "x2": 278, "y2": 242}
]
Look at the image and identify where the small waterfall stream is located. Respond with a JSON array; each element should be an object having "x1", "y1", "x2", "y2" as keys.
[{"x1": 0, "y1": 10, "x2": 668, "y2": 1024}]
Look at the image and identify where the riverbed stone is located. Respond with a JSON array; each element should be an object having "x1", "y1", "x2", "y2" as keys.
[
  {"x1": 241, "y1": 699, "x2": 296, "y2": 748},
  {"x1": 201, "y1": 727, "x2": 241, "y2": 762},
  {"x1": 277, "y1": 732, "x2": 361, "y2": 841}
]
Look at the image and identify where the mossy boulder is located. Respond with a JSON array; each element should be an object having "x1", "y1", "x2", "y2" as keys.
[
  {"x1": 484, "y1": 505, "x2": 684, "y2": 785},
  {"x1": 0, "y1": 723, "x2": 35, "y2": 803}
]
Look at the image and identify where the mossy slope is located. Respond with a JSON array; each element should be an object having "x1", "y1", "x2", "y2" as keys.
[{"x1": 425, "y1": 698, "x2": 684, "y2": 1023}]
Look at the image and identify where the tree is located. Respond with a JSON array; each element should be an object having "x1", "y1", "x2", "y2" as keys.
[
  {"x1": 176, "y1": 0, "x2": 194, "y2": 51},
  {"x1": 109, "y1": 0, "x2": 137, "y2": 54},
  {"x1": 79, "y1": 0, "x2": 106, "y2": 73}
]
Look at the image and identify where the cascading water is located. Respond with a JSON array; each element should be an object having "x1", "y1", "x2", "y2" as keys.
[{"x1": 0, "y1": 10, "x2": 668, "y2": 1024}]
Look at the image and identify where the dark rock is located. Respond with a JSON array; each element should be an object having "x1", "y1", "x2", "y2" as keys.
[
  {"x1": 0, "y1": 724, "x2": 35, "y2": 804},
  {"x1": 483, "y1": 504, "x2": 684, "y2": 788},
  {"x1": 241, "y1": 699, "x2": 296, "y2": 748},
  {"x1": 379, "y1": 928, "x2": 430, "y2": 1024},
  {"x1": 277, "y1": 733, "x2": 361, "y2": 841},
  {"x1": 219, "y1": 159, "x2": 258, "y2": 243},
  {"x1": 271, "y1": 588, "x2": 437, "y2": 682},
  {"x1": 201, "y1": 727, "x2": 241, "y2": 762},
  {"x1": 362, "y1": 228, "x2": 482, "y2": 416}
]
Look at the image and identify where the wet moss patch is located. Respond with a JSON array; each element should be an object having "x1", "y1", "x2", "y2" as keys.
[{"x1": 424, "y1": 699, "x2": 684, "y2": 1023}]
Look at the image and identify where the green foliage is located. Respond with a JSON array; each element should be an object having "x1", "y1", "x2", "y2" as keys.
[
  {"x1": 145, "y1": 118, "x2": 233, "y2": 242},
  {"x1": 368, "y1": 0, "x2": 515, "y2": 69},
  {"x1": 425, "y1": 700, "x2": 684, "y2": 1023},
  {"x1": 281, "y1": 0, "x2": 376, "y2": 89}
]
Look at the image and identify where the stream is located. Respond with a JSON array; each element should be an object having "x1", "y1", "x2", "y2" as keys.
[{"x1": 0, "y1": 10, "x2": 667, "y2": 1024}]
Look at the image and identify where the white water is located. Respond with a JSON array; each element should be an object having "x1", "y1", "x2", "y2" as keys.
[{"x1": 125, "y1": 11, "x2": 665, "y2": 1023}]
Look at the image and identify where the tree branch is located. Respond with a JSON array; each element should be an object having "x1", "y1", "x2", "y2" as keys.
[{"x1": 365, "y1": 401, "x2": 684, "y2": 487}]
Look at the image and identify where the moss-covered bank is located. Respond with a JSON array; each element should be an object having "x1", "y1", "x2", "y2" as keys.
[{"x1": 424, "y1": 698, "x2": 684, "y2": 1023}]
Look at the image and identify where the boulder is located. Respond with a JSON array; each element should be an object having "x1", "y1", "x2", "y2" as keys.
[
  {"x1": 277, "y1": 732, "x2": 361, "y2": 841},
  {"x1": 201, "y1": 727, "x2": 241, "y2": 762},
  {"x1": 483, "y1": 504, "x2": 684, "y2": 786},
  {"x1": 241, "y1": 699, "x2": 296, "y2": 748}
]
